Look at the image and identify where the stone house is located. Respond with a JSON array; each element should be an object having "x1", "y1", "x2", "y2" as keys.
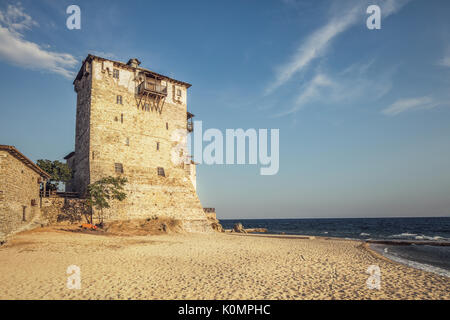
[
  {"x1": 0, "y1": 145, "x2": 50, "y2": 240},
  {"x1": 64, "y1": 54, "x2": 212, "y2": 232}
]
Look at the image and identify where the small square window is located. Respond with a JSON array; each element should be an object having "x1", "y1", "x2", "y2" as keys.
[
  {"x1": 116, "y1": 95, "x2": 123, "y2": 104},
  {"x1": 114, "y1": 163, "x2": 124, "y2": 173},
  {"x1": 157, "y1": 167, "x2": 165, "y2": 177},
  {"x1": 113, "y1": 69, "x2": 120, "y2": 79}
]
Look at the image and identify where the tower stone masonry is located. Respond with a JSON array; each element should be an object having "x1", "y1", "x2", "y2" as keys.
[{"x1": 65, "y1": 54, "x2": 212, "y2": 232}]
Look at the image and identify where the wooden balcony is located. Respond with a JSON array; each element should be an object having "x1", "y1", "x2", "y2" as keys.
[{"x1": 137, "y1": 81, "x2": 167, "y2": 96}]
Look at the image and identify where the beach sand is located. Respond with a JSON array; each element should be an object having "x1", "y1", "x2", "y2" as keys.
[{"x1": 0, "y1": 227, "x2": 448, "y2": 300}]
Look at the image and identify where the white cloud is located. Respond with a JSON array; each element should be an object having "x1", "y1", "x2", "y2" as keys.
[
  {"x1": 265, "y1": 6, "x2": 361, "y2": 95},
  {"x1": 273, "y1": 73, "x2": 333, "y2": 117},
  {"x1": 381, "y1": 96, "x2": 439, "y2": 116},
  {"x1": 266, "y1": 0, "x2": 411, "y2": 94},
  {"x1": 272, "y1": 60, "x2": 394, "y2": 117},
  {"x1": 0, "y1": 3, "x2": 38, "y2": 33},
  {"x1": 0, "y1": 4, "x2": 77, "y2": 79},
  {"x1": 90, "y1": 51, "x2": 117, "y2": 60}
]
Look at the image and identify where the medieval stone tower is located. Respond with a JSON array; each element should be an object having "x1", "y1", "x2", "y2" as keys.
[{"x1": 65, "y1": 54, "x2": 211, "y2": 232}]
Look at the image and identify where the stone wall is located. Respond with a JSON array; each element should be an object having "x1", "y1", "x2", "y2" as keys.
[
  {"x1": 68, "y1": 61, "x2": 93, "y2": 196},
  {"x1": 0, "y1": 150, "x2": 41, "y2": 241},
  {"x1": 68, "y1": 56, "x2": 212, "y2": 233},
  {"x1": 40, "y1": 197, "x2": 88, "y2": 224}
]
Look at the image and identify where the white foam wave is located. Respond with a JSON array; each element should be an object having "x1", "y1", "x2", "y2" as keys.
[
  {"x1": 382, "y1": 251, "x2": 450, "y2": 278},
  {"x1": 414, "y1": 235, "x2": 445, "y2": 241},
  {"x1": 389, "y1": 233, "x2": 417, "y2": 238}
]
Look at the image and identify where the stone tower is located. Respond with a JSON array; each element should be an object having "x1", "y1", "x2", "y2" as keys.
[{"x1": 65, "y1": 54, "x2": 211, "y2": 232}]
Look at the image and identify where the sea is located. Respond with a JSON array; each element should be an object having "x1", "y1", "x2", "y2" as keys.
[{"x1": 220, "y1": 217, "x2": 450, "y2": 277}]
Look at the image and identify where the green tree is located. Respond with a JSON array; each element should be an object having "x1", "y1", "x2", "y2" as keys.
[
  {"x1": 36, "y1": 159, "x2": 72, "y2": 191},
  {"x1": 86, "y1": 176, "x2": 128, "y2": 225}
]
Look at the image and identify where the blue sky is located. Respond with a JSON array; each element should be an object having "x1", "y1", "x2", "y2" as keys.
[{"x1": 0, "y1": 0, "x2": 449, "y2": 218}]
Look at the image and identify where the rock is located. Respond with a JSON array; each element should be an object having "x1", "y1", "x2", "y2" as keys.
[
  {"x1": 232, "y1": 223, "x2": 247, "y2": 233},
  {"x1": 206, "y1": 214, "x2": 225, "y2": 233},
  {"x1": 210, "y1": 221, "x2": 224, "y2": 232}
]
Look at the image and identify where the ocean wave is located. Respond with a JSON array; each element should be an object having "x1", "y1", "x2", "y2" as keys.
[
  {"x1": 360, "y1": 233, "x2": 370, "y2": 236},
  {"x1": 415, "y1": 235, "x2": 445, "y2": 241},
  {"x1": 388, "y1": 233, "x2": 448, "y2": 241},
  {"x1": 389, "y1": 233, "x2": 417, "y2": 238}
]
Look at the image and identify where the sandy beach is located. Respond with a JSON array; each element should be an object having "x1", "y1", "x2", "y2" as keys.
[{"x1": 0, "y1": 227, "x2": 448, "y2": 300}]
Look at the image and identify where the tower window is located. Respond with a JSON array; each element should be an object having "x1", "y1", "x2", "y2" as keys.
[
  {"x1": 22, "y1": 206, "x2": 27, "y2": 221},
  {"x1": 116, "y1": 95, "x2": 123, "y2": 104},
  {"x1": 166, "y1": 122, "x2": 168, "y2": 130},
  {"x1": 114, "y1": 163, "x2": 124, "y2": 173},
  {"x1": 113, "y1": 69, "x2": 120, "y2": 79},
  {"x1": 157, "y1": 167, "x2": 165, "y2": 177},
  {"x1": 121, "y1": 113, "x2": 124, "y2": 123},
  {"x1": 177, "y1": 89, "x2": 182, "y2": 97},
  {"x1": 156, "y1": 142, "x2": 160, "y2": 151}
]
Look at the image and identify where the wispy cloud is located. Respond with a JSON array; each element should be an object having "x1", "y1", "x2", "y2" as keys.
[
  {"x1": 273, "y1": 73, "x2": 333, "y2": 117},
  {"x1": 265, "y1": 5, "x2": 361, "y2": 95},
  {"x1": 90, "y1": 51, "x2": 117, "y2": 60},
  {"x1": 266, "y1": 0, "x2": 411, "y2": 95},
  {"x1": 0, "y1": 3, "x2": 38, "y2": 33},
  {"x1": 272, "y1": 60, "x2": 394, "y2": 117},
  {"x1": 381, "y1": 96, "x2": 440, "y2": 116},
  {"x1": 0, "y1": 4, "x2": 77, "y2": 79}
]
